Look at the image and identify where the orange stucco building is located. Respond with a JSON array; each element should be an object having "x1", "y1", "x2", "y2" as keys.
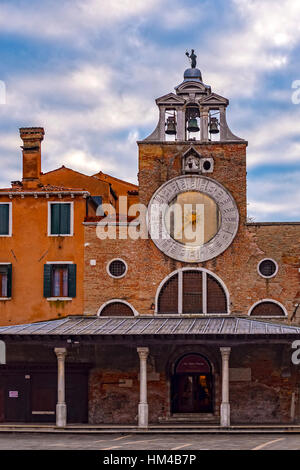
[{"x1": 0, "y1": 127, "x2": 137, "y2": 325}]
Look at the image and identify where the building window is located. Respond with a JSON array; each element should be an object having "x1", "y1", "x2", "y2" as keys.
[
  {"x1": 257, "y1": 259, "x2": 278, "y2": 278},
  {"x1": 157, "y1": 269, "x2": 228, "y2": 315},
  {"x1": 107, "y1": 259, "x2": 127, "y2": 279},
  {"x1": 44, "y1": 264, "x2": 76, "y2": 298},
  {"x1": 98, "y1": 301, "x2": 135, "y2": 316},
  {"x1": 0, "y1": 264, "x2": 12, "y2": 298},
  {"x1": 249, "y1": 300, "x2": 286, "y2": 317},
  {"x1": 48, "y1": 202, "x2": 73, "y2": 236},
  {"x1": 0, "y1": 203, "x2": 12, "y2": 236}
]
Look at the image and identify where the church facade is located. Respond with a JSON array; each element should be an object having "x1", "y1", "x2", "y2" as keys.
[{"x1": 0, "y1": 60, "x2": 300, "y2": 428}]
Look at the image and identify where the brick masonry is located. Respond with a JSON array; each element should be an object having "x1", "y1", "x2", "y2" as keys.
[
  {"x1": 82, "y1": 140, "x2": 300, "y2": 424},
  {"x1": 4, "y1": 341, "x2": 299, "y2": 424},
  {"x1": 86, "y1": 344, "x2": 298, "y2": 424},
  {"x1": 84, "y1": 142, "x2": 300, "y2": 320}
]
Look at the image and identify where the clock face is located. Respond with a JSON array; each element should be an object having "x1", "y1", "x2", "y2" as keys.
[
  {"x1": 165, "y1": 191, "x2": 221, "y2": 247},
  {"x1": 148, "y1": 175, "x2": 239, "y2": 263}
]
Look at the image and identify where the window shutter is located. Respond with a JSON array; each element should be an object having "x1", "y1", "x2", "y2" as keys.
[
  {"x1": 7, "y1": 264, "x2": 12, "y2": 298},
  {"x1": 60, "y1": 204, "x2": 71, "y2": 235},
  {"x1": 0, "y1": 204, "x2": 9, "y2": 235},
  {"x1": 43, "y1": 264, "x2": 52, "y2": 298},
  {"x1": 68, "y1": 264, "x2": 76, "y2": 297},
  {"x1": 51, "y1": 204, "x2": 60, "y2": 235}
]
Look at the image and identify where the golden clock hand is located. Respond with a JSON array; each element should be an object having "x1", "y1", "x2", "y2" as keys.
[{"x1": 175, "y1": 214, "x2": 199, "y2": 238}]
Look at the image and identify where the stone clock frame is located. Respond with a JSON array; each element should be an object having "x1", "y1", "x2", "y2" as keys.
[{"x1": 147, "y1": 175, "x2": 239, "y2": 263}]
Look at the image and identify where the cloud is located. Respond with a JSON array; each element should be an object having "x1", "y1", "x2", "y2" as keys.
[
  {"x1": 248, "y1": 171, "x2": 300, "y2": 221},
  {"x1": 0, "y1": 0, "x2": 161, "y2": 44},
  {"x1": 243, "y1": 106, "x2": 300, "y2": 168},
  {"x1": 197, "y1": 0, "x2": 300, "y2": 98},
  {"x1": 0, "y1": 0, "x2": 300, "y2": 220}
]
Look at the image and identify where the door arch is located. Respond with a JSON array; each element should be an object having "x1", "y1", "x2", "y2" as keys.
[{"x1": 171, "y1": 353, "x2": 213, "y2": 414}]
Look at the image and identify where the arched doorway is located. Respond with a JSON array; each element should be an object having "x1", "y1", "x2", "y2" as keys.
[{"x1": 171, "y1": 354, "x2": 213, "y2": 414}]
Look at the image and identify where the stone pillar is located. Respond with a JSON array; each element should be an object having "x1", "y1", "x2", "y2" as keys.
[
  {"x1": 176, "y1": 109, "x2": 185, "y2": 141},
  {"x1": 159, "y1": 107, "x2": 166, "y2": 141},
  {"x1": 219, "y1": 106, "x2": 227, "y2": 141},
  {"x1": 55, "y1": 347, "x2": 67, "y2": 427},
  {"x1": 137, "y1": 347, "x2": 149, "y2": 427},
  {"x1": 220, "y1": 347, "x2": 231, "y2": 427},
  {"x1": 200, "y1": 108, "x2": 209, "y2": 141}
]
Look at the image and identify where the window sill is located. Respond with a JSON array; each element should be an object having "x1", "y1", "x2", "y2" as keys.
[
  {"x1": 47, "y1": 297, "x2": 73, "y2": 301},
  {"x1": 0, "y1": 297, "x2": 11, "y2": 301},
  {"x1": 48, "y1": 234, "x2": 73, "y2": 237}
]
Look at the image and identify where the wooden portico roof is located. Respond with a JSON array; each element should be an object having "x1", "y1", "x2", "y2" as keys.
[{"x1": 0, "y1": 316, "x2": 299, "y2": 339}]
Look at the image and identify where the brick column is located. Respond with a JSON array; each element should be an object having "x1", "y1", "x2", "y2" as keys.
[
  {"x1": 220, "y1": 347, "x2": 231, "y2": 427},
  {"x1": 137, "y1": 347, "x2": 149, "y2": 428},
  {"x1": 55, "y1": 347, "x2": 67, "y2": 427}
]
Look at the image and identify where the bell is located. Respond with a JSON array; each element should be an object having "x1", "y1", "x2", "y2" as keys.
[
  {"x1": 187, "y1": 118, "x2": 200, "y2": 133},
  {"x1": 209, "y1": 117, "x2": 219, "y2": 134},
  {"x1": 165, "y1": 117, "x2": 177, "y2": 135}
]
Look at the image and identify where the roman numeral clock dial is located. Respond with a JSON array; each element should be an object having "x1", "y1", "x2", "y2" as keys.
[{"x1": 147, "y1": 175, "x2": 239, "y2": 263}]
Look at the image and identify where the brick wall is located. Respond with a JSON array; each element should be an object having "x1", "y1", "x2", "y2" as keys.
[{"x1": 84, "y1": 141, "x2": 300, "y2": 321}]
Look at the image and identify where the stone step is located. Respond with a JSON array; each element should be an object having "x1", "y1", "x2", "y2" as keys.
[
  {"x1": 159, "y1": 413, "x2": 218, "y2": 423},
  {"x1": 0, "y1": 424, "x2": 300, "y2": 434}
]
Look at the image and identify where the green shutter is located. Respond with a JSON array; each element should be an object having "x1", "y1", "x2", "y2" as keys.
[
  {"x1": 0, "y1": 204, "x2": 9, "y2": 235},
  {"x1": 60, "y1": 204, "x2": 71, "y2": 235},
  {"x1": 7, "y1": 264, "x2": 12, "y2": 298},
  {"x1": 51, "y1": 204, "x2": 60, "y2": 235},
  {"x1": 68, "y1": 264, "x2": 76, "y2": 298},
  {"x1": 44, "y1": 264, "x2": 52, "y2": 298},
  {"x1": 51, "y1": 204, "x2": 71, "y2": 235}
]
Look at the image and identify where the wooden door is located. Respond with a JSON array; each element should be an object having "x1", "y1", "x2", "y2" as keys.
[
  {"x1": 0, "y1": 387, "x2": 4, "y2": 422},
  {"x1": 172, "y1": 373, "x2": 212, "y2": 413},
  {"x1": 5, "y1": 374, "x2": 29, "y2": 422},
  {"x1": 66, "y1": 371, "x2": 88, "y2": 423},
  {"x1": 31, "y1": 373, "x2": 56, "y2": 423}
]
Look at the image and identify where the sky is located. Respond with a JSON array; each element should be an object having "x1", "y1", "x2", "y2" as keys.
[{"x1": 0, "y1": 0, "x2": 300, "y2": 221}]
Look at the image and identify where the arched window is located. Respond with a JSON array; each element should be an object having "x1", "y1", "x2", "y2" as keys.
[
  {"x1": 98, "y1": 301, "x2": 135, "y2": 317},
  {"x1": 249, "y1": 300, "x2": 286, "y2": 318},
  {"x1": 157, "y1": 269, "x2": 228, "y2": 315}
]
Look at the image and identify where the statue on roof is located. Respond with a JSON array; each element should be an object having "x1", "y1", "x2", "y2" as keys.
[{"x1": 185, "y1": 49, "x2": 197, "y2": 68}]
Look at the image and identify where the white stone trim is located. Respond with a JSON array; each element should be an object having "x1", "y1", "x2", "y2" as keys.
[
  {"x1": 46, "y1": 261, "x2": 74, "y2": 265},
  {"x1": 97, "y1": 299, "x2": 138, "y2": 317},
  {"x1": 248, "y1": 299, "x2": 288, "y2": 318},
  {"x1": 47, "y1": 201, "x2": 74, "y2": 237},
  {"x1": 47, "y1": 297, "x2": 72, "y2": 302},
  {"x1": 155, "y1": 267, "x2": 230, "y2": 315},
  {"x1": 257, "y1": 258, "x2": 278, "y2": 279},
  {"x1": 106, "y1": 258, "x2": 128, "y2": 279},
  {"x1": 0, "y1": 191, "x2": 89, "y2": 197},
  {"x1": 0, "y1": 202, "x2": 12, "y2": 237}
]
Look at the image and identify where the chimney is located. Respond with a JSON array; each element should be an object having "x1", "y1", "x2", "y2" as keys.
[{"x1": 19, "y1": 127, "x2": 44, "y2": 189}]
